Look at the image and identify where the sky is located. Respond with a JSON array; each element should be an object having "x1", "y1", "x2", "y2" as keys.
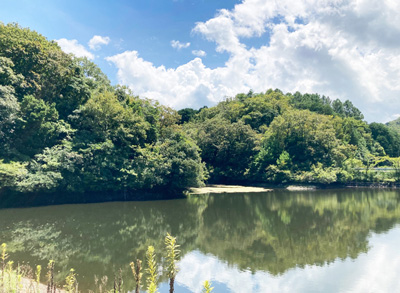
[{"x1": 1, "y1": 0, "x2": 400, "y2": 123}]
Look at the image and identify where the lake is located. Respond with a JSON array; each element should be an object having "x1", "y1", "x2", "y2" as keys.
[{"x1": 0, "y1": 188, "x2": 400, "y2": 292}]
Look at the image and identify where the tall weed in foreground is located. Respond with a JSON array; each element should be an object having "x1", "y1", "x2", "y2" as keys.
[
  {"x1": 0, "y1": 260, "x2": 23, "y2": 293},
  {"x1": 130, "y1": 259, "x2": 142, "y2": 293},
  {"x1": 164, "y1": 233, "x2": 180, "y2": 293},
  {"x1": 0, "y1": 243, "x2": 22, "y2": 293},
  {"x1": 47, "y1": 260, "x2": 57, "y2": 293},
  {"x1": 64, "y1": 268, "x2": 78, "y2": 293},
  {"x1": 35, "y1": 265, "x2": 41, "y2": 293},
  {"x1": 92, "y1": 275, "x2": 109, "y2": 293},
  {"x1": 0, "y1": 235, "x2": 217, "y2": 293},
  {"x1": 145, "y1": 246, "x2": 158, "y2": 293},
  {"x1": 202, "y1": 280, "x2": 214, "y2": 293},
  {"x1": 1, "y1": 243, "x2": 8, "y2": 288},
  {"x1": 113, "y1": 269, "x2": 123, "y2": 293}
]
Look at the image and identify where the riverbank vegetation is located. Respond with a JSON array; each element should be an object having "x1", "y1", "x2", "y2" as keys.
[{"x1": 2, "y1": 23, "x2": 400, "y2": 203}]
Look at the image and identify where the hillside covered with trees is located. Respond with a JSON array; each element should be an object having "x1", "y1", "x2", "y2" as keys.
[
  {"x1": 180, "y1": 90, "x2": 400, "y2": 185},
  {"x1": 1, "y1": 24, "x2": 400, "y2": 204},
  {"x1": 0, "y1": 23, "x2": 206, "y2": 202}
]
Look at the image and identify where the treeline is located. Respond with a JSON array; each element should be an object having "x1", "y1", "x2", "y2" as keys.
[
  {"x1": 1, "y1": 24, "x2": 400, "y2": 201},
  {"x1": 0, "y1": 23, "x2": 206, "y2": 198},
  {"x1": 179, "y1": 89, "x2": 400, "y2": 184}
]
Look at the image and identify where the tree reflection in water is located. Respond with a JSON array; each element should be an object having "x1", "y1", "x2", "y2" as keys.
[{"x1": 0, "y1": 189, "x2": 399, "y2": 291}]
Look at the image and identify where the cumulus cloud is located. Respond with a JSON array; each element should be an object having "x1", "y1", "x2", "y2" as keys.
[
  {"x1": 106, "y1": 51, "x2": 235, "y2": 109},
  {"x1": 108, "y1": 0, "x2": 400, "y2": 122},
  {"x1": 171, "y1": 40, "x2": 191, "y2": 50},
  {"x1": 56, "y1": 38, "x2": 94, "y2": 59},
  {"x1": 192, "y1": 50, "x2": 207, "y2": 57},
  {"x1": 88, "y1": 35, "x2": 111, "y2": 50}
]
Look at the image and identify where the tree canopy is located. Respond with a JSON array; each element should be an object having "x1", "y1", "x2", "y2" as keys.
[{"x1": 1, "y1": 23, "x2": 399, "y2": 204}]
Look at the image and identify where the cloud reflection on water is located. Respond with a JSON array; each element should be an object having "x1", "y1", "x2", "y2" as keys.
[{"x1": 176, "y1": 225, "x2": 400, "y2": 293}]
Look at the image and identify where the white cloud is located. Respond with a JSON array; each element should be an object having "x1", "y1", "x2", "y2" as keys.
[
  {"x1": 171, "y1": 40, "x2": 191, "y2": 50},
  {"x1": 56, "y1": 38, "x2": 94, "y2": 60},
  {"x1": 106, "y1": 51, "x2": 234, "y2": 109},
  {"x1": 88, "y1": 35, "x2": 110, "y2": 50},
  {"x1": 108, "y1": 0, "x2": 400, "y2": 122},
  {"x1": 192, "y1": 50, "x2": 207, "y2": 57}
]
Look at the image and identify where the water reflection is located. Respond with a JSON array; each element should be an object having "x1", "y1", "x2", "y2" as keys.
[
  {"x1": 0, "y1": 189, "x2": 399, "y2": 292},
  {"x1": 176, "y1": 226, "x2": 400, "y2": 293}
]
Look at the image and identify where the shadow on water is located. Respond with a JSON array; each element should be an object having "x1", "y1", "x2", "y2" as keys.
[{"x1": 0, "y1": 188, "x2": 399, "y2": 291}]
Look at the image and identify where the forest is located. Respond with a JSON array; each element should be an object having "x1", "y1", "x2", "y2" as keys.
[{"x1": 1, "y1": 23, "x2": 400, "y2": 202}]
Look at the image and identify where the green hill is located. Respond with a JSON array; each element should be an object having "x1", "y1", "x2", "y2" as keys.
[
  {"x1": 386, "y1": 117, "x2": 400, "y2": 134},
  {"x1": 2, "y1": 23, "x2": 400, "y2": 206}
]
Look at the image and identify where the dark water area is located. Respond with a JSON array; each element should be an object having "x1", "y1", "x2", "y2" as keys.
[{"x1": 1, "y1": 189, "x2": 400, "y2": 292}]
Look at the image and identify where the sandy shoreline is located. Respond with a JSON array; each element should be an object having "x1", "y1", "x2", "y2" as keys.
[
  {"x1": 189, "y1": 184, "x2": 273, "y2": 194},
  {"x1": 189, "y1": 182, "x2": 400, "y2": 195}
]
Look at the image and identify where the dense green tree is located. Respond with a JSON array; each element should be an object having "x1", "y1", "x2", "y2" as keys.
[
  {"x1": 0, "y1": 23, "x2": 91, "y2": 118},
  {"x1": 11, "y1": 95, "x2": 73, "y2": 158},
  {"x1": 343, "y1": 100, "x2": 364, "y2": 120},
  {"x1": 0, "y1": 160, "x2": 26, "y2": 190},
  {"x1": 195, "y1": 89, "x2": 289, "y2": 132},
  {"x1": 17, "y1": 142, "x2": 82, "y2": 193},
  {"x1": 187, "y1": 117, "x2": 259, "y2": 182},
  {"x1": 71, "y1": 91, "x2": 148, "y2": 148},
  {"x1": 386, "y1": 117, "x2": 400, "y2": 134},
  {"x1": 331, "y1": 99, "x2": 364, "y2": 120},
  {"x1": 239, "y1": 90, "x2": 290, "y2": 131},
  {"x1": 0, "y1": 57, "x2": 25, "y2": 157},
  {"x1": 0, "y1": 85, "x2": 20, "y2": 156},
  {"x1": 289, "y1": 92, "x2": 334, "y2": 115},
  {"x1": 76, "y1": 57, "x2": 111, "y2": 91},
  {"x1": 369, "y1": 122, "x2": 400, "y2": 157},
  {"x1": 131, "y1": 129, "x2": 206, "y2": 191},
  {"x1": 177, "y1": 108, "x2": 198, "y2": 124},
  {"x1": 251, "y1": 110, "x2": 352, "y2": 181}
]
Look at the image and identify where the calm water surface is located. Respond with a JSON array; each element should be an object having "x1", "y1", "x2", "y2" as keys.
[{"x1": 1, "y1": 189, "x2": 400, "y2": 292}]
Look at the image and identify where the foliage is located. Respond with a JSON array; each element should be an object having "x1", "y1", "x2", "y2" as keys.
[
  {"x1": 177, "y1": 108, "x2": 198, "y2": 124},
  {"x1": 0, "y1": 160, "x2": 27, "y2": 190},
  {"x1": 145, "y1": 246, "x2": 158, "y2": 293},
  {"x1": 130, "y1": 260, "x2": 142, "y2": 293},
  {"x1": 187, "y1": 117, "x2": 259, "y2": 182},
  {"x1": 250, "y1": 109, "x2": 351, "y2": 182},
  {"x1": 369, "y1": 122, "x2": 400, "y2": 157},
  {"x1": 388, "y1": 157, "x2": 400, "y2": 182},
  {"x1": 386, "y1": 116, "x2": 400, "y2": 134},
  {"x1": 289, "y1": 91, "x2": 334, "y2": 115},
  {"x1": 2, "y1": 23, "x2": 400, "y2": 200},
  {"x1": 0, "y1": 24, "x2": 208, "y2": 198},
  {"x1": 71, "y1": 90, "x2": 148, "y2": 147},
  {"x1": 63, "y1": 268, "x2": 77, "y2": 293},
  {"x1": 165, "y1": 233, "x2": 180, "y2": 293},
  {"x1": 202, "y1": 280, "x2": 214, "y2": 293}
]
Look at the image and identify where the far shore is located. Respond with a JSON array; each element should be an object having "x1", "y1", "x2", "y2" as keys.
[
  {"x1": 189, "y1": 182, "x2": 400, "y2": 195},
  {"x1": 1, "y1": 182, "x2": 400, "y2": 209}
]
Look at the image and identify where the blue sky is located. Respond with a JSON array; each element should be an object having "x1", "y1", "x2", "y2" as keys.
[
  {"x1": 1, "y1": 0, "x2": 240, "y2": 82},
  {"x1": 1, "y1": 0, "x2": 400, "y2": 122}
]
